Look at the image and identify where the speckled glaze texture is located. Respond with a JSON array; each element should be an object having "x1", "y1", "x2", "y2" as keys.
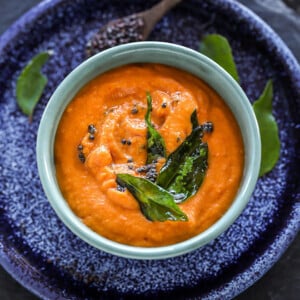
[{"x1": 0, "y1": 0, "x2": 299, "y2": 299}]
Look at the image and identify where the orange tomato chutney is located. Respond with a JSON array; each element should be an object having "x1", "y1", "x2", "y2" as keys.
[{"x1": 54, "y1": 63, "x2": 244, "y2": 247}]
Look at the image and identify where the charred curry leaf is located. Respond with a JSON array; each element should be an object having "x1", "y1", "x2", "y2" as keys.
[
  {"x1": 145, "y1": 92, "x2": 166, "y2": 164},
  {"x1": 199, "y1": 34, "x2": 240, "y2": 83},
  {"x1": 16, "y1": 51, "x2": 51, "y2": 120},
  {"x1": 253, "y1": 80, "x2": 280, "y2": 176},
  {"x1": 117, "y1": 174, "x2": 188, "y2": 222}
]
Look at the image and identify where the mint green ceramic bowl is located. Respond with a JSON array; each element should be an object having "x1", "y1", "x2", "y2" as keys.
[{"x1": 37, "y1": 42, "x2": 261, "y2": 260}]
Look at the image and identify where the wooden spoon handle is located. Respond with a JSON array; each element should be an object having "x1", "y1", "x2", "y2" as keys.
[{"x1": 141, "y1": 0, "x2": 183, "y2": 38}]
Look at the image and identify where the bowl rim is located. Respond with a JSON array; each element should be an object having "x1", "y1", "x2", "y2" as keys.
[{"x1": 36, "y1": 41, "x2": 261, "y2": 260}]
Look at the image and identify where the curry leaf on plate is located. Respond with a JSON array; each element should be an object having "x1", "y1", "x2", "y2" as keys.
[
  {"x1": 16, "y1": 51, "x2": 51, "y2": 120},
  {"x1": 199, "y1": 34, "x2": 240, "y2": 83},
  {"x1": 145, "y1": 92, "x2": 167, "y2": 164},
  {"x1": 253, "y1": 80, "x2": 280, "y2": 176},
  {"x1": 199, "y1": 34, "x2": 280, "y2": 176},
  {"x1": 116, "y1": 174, "x2": 188, "y2": 222}
]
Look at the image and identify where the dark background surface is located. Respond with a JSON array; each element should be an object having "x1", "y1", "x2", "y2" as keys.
[{"x1": 0, "y1": 0, "x2": 299, "y2": 299}]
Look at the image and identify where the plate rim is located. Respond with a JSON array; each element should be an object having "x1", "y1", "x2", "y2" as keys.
[{"x1": 0, "y1": 0, "x2": 299, "y2": 299}]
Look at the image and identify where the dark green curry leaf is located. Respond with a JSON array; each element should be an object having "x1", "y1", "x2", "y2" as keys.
[
  {"x1": 166, "y1": 143, "x2": 208, "y2": 203},
  {"x1": 156, "y1": 126, "x2": 203, "y2": 189},
  {"x1": 16, "y1": 51, "x2": 51, "y2": 120},
  {"x1": 199, "y1": 34, "x2": 280, "y2": 177},
  {"x1": 253, "y1": 80, "x2": 280, "y2": 176},
  {"x1": 199, "y1": 34, "x2": 240, "y2": 83},
  {"x1": 145, "y1": 92, "x2": 167, "y2": 164},
  {"x1": 156, "y1": 113, "x2": 208, "y2": 203},
  {"x1": 191, "y1": 109, "x2": 199, "y2": 129},
  {"x1": 117, "y1": 174, "x2": 188, "y2": 222}
]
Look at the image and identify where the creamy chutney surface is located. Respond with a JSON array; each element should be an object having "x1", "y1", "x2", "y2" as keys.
[{"x1": 54, "y1": 64, "x2": 244, "y2": 247}]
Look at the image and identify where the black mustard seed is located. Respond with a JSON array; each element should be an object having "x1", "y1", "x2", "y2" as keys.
[
  {"x1": 116, "y1": 184, "x2": 126, "y2": 192},
  {"x1": 202, "y1": 122, "x2": 214, "y2": 133},
  {"x1": 131, "y1": 107, "x2": 138, "y2": 114},
  {"x1": 88, "y1": 124, "x2": 96, "y2": 134},
  {"x1": 78, "y1": 152, "x2": 85, "y2": 163}
]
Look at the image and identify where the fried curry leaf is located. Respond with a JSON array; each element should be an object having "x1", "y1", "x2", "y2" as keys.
[
  {"x1": 253, "y1": 80, "x2": 280, "y2": 176},
  {"x1": 156, "y1": 124, "x2": 202, "y2": 187},
  {"x1": 145, "y1": 92, "x2": 167, "y2": 164},
  {"x1": 191, "y1": 109, "x2": 199, "y2": 129},
  {"x1": 199, "y1": 34, "x2": 240, "y2": 83},
  {"x1": 16, "y1": 51, "x2": 51, "y2": 120},
  {"x1": 166, "y1": 143, "x2": 208, "y2": 203},
  {"x1": 117, "y1": 174, "x2": 188, "y2": 222},
  {"x1": 156, "y1": 113, "x2": 208, "y2": 203}
]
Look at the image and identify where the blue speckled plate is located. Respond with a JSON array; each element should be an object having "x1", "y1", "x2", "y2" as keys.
[{"x1": 0, "y1": 0, "x2": 299, "y2": 299}]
